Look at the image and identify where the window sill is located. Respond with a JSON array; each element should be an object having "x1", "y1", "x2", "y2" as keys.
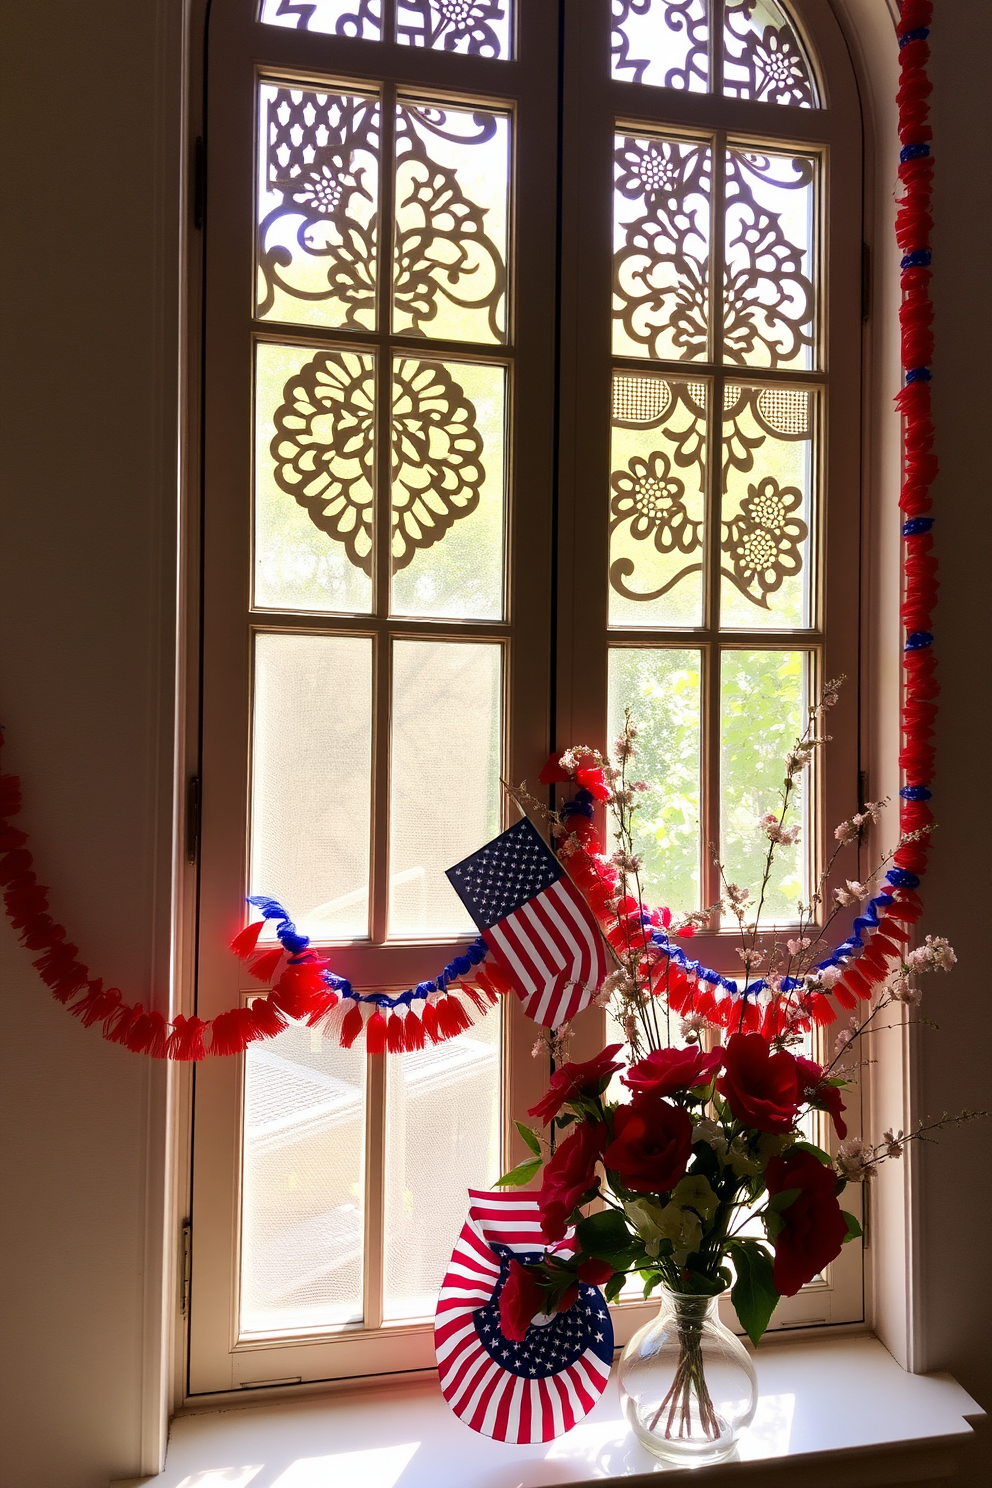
[{"x1": 119, "y1": 1335, "x2": 984, "y2": 1488}]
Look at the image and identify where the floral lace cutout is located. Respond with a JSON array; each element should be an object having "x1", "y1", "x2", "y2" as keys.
[
  {"x1": 609, "y1": 381, "x2": 811, "y2": 611},
  {"x1": 613, "y1": 135, "x2": 711, "y2": 362},
  {"x1": 397, "y1": 0, "x2": 510, "y2": 56},
  {"x1": 724, "y1": 1, "x2": 817, "y2": 108},
  {"x1": 270, "y1": 351, "x2": 485, "y2": 575}
]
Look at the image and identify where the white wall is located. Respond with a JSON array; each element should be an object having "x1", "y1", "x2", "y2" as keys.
[{"x1": 0, "y1": 1, "x2": 989, "y2": 1485}]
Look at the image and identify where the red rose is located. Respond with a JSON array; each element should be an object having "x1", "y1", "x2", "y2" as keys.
[
  {"x1": 576, "y1": 1258, "x2": 614, "y2": 1285},
  {"x1": 623, "y1": 1045, "x2": 723, "y2": 1099},
  {"x1": 718, "y1": 1033, "x2": 801, "y2": 1134},
  {"x1": 795, "y1": 1055, "x2": 848, "y2": 1138},
  {"x1": 765, "y1": 1149, "x2": 849, "y2": 1296},
  {"x1": 499, "y1": 1259, "x2": 545, "y2": 1341},
  {"x1": 539, "y1": 1120, "x2": 605, "y2": 1241},
  {"x1": 528, "y1": 1043, "x2": 624, "y2": 1124},
  {"x1": 602, "y1": 1093, "x2": 693, "y2": 1194}
]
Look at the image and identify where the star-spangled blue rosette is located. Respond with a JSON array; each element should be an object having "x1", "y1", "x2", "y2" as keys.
[{"x1": 435, "y1": 1189, "x2": 614, "y2": 1442}]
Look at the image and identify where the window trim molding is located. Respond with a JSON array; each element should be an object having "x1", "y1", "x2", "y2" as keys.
[{"x1": 147, "y1": 0, "x2": 924, "y2": 1465}]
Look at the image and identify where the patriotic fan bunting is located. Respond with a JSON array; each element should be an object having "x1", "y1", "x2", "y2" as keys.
[
  {"x1": 435, "y1": 1191, "x2": 614, "y2": 1442},
  {"x1": 446, "y1": 818, "x2": 612, "y2": 1028}
]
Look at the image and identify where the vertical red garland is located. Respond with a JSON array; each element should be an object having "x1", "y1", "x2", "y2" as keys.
[{"x1": 893, "y1": 1, "x2": 938, "y2": 883}]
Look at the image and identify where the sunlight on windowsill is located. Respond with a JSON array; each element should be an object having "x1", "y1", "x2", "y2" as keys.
[{"x1": 117, "y1": 1335, "x2": 982, "y2": 1488}]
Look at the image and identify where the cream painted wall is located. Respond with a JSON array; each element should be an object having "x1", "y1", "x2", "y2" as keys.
[
  {"x1": 0, "y1": 2, "x2": 989, "y2": 1486},
  {"x1": 912, "y1": 0, "x2": 992, "y2": 1450},
  {"x1": 0, "y1": 1, "x2": 183, "y2": 1485}
]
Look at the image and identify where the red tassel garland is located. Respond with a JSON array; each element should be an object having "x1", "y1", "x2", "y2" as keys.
[
  {"x1": 365, "y1": 1009, "x2": 388, "y2": 1054},
  {"x1": 247, "y1": 947, "x2": 284, "y2": 983},
  {"x1": 435, "y1": 995, "x2": 472, "y2": 1040},
  {"x1": 386, "y1": 1012, "x2": 406, "y2": 1053},
  {"x1": 338, "y1": 1002, "x2": 365, "y2": 1049},
  {"x1": 246, "y1": 996, "x2": 289, "y2": 1039},
  {"x1": 68, "y1": 979, "x2": 122, "y2": 1027},
  {"x1": 166, "y1": 1015, "x2": 207, "y2": 1062},
  {"x1": 421, "y1": 999, "x2": 442, "y2": 1044},
  {"x1": 402, "y1": 1011, "x2": 426, "y2": 1051},
  {"x1": 230, "y1": 921, "x2": 264, "y2": 960},
  {"x1": 209, "y1": 1007, "x2": 262, "y2": 1056}
]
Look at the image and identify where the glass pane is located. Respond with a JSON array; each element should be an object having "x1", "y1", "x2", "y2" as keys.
[
  {"x1": 259, "y1": 0, "x2": 381, "y2": 39},
  {"x1": 720, "y1": 650, "x2": 808, "y2": 924},
  {"x1": 256, "y1": 343, "x2": 375, "y2": 614},
  {"x1": 724, "y1": 1, "x2": 818, "y2": 108},
  {"x1": 393, "y1": 101, "x2": 509, "y2": 344},
  {"x1": 613, "y1": 133, "x2": 711, "y2": 362},
  {"x1": 609, "y1": 374, "x2": 707, "y2": 627},
  {"x1": 251, "y1": 633, "x2": 373, "y2": 941},
  {"x1": 608, "y1": 648, "x2": 701, "y2": 913},
  {"x1": 611, "y1": 0, "x2": 708, "y2": 91},
  {"x1": 383, "y1": 1008, "x2": 501, "y2": 1320},
  {"x1": 241, "y1": 1024, "x2": 365, "y2": 1335},
  {"x1": 391, "y1": 358, "x2": 505, "y2": 620},
  {"x1": 721, "y1": 384, "x2": 814, "y2": 629},
  {"x1": 256, "y1": 83, "x2": 379, "y2": 330},
  {"x1": 396, "y1": 0, "x2": 512, "y2": 57},
  {"x1": 389, "y1": 640, "x2": 501, "y2": 937},
  {"x1": 724, "y1": 147, "x2": 817, "y2": 370}
]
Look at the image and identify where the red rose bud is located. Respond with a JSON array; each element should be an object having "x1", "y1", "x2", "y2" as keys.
[
  {"x1": 528, "y1": 1043, "x2": 624, "y2": 1124},
  {"x1": 718, "y1": 1032, "x2": 801, "y2": 1135},
  {"x1": 499, "y1": 1259, "x2": 546, "y2": 1342},
  {"x1": 623, "y1": 1044, "x2": 723, "y2": 1099},
  {"x1": 795, "y1": 1055, "x2": 848, "y2": 1139},
  {"x1": 538, "y1": 1120, "x2": 605, "y2": 1241},
  {"x1": 577, "y1": 1258, "x2": 615, "y2": 1285},
  {"x1": 765, "y1": 1149, "x2": 849, "y2": 1296},
  {"x1": 602, "y1": 1093, "x2": 693, "y2": 1194}
]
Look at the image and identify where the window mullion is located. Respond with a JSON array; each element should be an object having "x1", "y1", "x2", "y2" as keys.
[
  {"x1": 363, "y1": 1049, "x2": 387, "y2": 1332},
  {"x1": 710, "y1": 0, "x2": 726, "y2": 97},
  {"x1": 370, "y1": 82, "x2": 396, "y2": 948},
  {"x1": 702, "y1": 123, "x2": 727, "y2": 919}
]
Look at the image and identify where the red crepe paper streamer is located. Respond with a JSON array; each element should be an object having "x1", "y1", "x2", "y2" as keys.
[{"x1": 0, "y1": 724, "x2": 499, "y2": 1062}]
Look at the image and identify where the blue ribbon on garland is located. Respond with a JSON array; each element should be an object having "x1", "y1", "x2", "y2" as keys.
[{"x1": 246, "y1": 895, "x2": 489, "y2": 1008}]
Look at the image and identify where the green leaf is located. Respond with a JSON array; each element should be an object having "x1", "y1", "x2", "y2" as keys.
[
  {"x1": 641, "y1": 1270, "x2": 665, "y2": 1299},
  {"x1": 604, "y1": 1272, "x2": 627, "y2": 1305},
  {"x1": 576, "y1": 1208, "x2": 633, "y2": 1263},
  {"x1": 767, "y1": 1186, "x2": 801, "y2": 1213},
  {"x1": 495, "y1": 1157, "x2": 542, "y2": 1188},
  {"x1": 515, "y1": 1121, "x2": 542, "y2": 1158},
  {"x1": 729, "y1": 1240, "x2": 780, "y2": 1347},
  {"x1": 790, "y1": 1140, "x2": 833, "y2": 1165},
  {"x1": 555, "y1": 1113, "x2": 576, "y2": 1131},
  {"x1": 840, "y1": 1210, "x2": 863, "y2": 1243}
]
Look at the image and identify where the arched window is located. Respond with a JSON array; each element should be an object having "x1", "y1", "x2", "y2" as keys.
[{"x1": 189, "y1": 0, "x2": 864, "y2": 1393}]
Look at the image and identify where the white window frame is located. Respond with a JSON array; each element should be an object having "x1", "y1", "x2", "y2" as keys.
[{"x1": 187, "y1": 0, "x2": 870, "y2": 1399}]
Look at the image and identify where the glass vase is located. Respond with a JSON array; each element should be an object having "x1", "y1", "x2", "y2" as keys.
[{"x1": 618, "y1": 1287, "x2": 757, "y2": 1466}]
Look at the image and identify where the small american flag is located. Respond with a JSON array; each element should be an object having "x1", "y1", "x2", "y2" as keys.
[
  {"x1": 446, "y1": 818, "x2": 611, "y2": 1027},
  {"x1": 435, "y1": 1191, "x2": 614, "y2": 1442}
]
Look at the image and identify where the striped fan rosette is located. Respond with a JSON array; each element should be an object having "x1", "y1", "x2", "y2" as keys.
[{"x1": 435, "y1": 1190, "x2": 614, "y2": 1442}]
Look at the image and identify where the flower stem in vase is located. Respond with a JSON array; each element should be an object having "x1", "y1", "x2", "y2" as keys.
[{"x1": 649, "y1": 1313, "x2": 720, "y2": 1441}]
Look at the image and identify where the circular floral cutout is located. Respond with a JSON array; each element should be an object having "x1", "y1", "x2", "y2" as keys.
[
  {"x1": 610, "y1": 450, "x2": 700, "y2": 553},
  {"x1": 270, "y1": 350, "x2": 485, "y2": 575},
  {"x1": 722, "y1": 475, "x2": 808, "y2": 605}
]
